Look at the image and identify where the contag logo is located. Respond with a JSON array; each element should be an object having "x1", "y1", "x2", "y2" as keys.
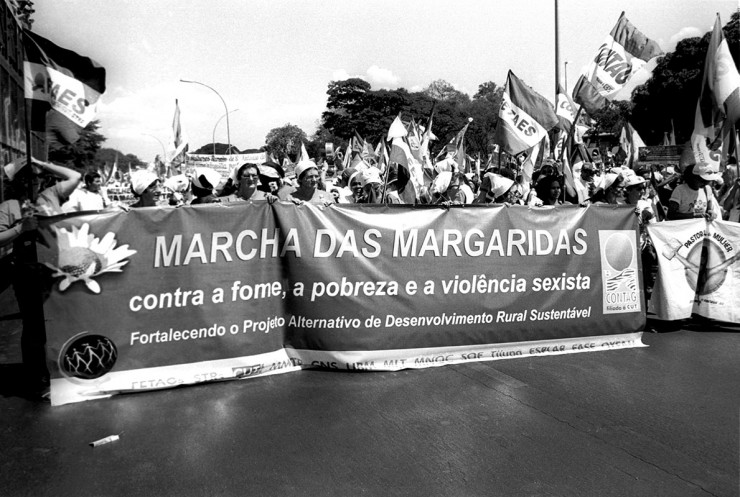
[{"x1": 599, "y1": 230, "x2": 641, "y2": 314}]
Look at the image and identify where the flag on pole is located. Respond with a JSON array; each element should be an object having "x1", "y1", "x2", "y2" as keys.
[
  {"x1": 23, "y1": 29, "x2": 106, "y2": 144},
  {"x1": 106, "y1": 153, "x2": 119, "y2": 185},
  {"x1": 520, "y1": 140, "x2": 541, "y2": 187},
  {"x1": 555, "y1": 83, "x2": 588, "y2": 144},
  {"x1": 298, "y1": 142, "x2": 310, "y2": 162},
  {"x1": 167, "y1": 99, "x2": 188, "y2": 171},
  {"x1": 691, "y1": 13, "x2": 740, "y2": 170},
  {"x1": 556, "y1": 83, "x2": 577, "y2": 129},
  {"x1": 420, "y1": 104, "x2": 437, "y2": 171},
  {"x1": 341, "y1": 143, "x2": 351, "y2": 170},
  {"x1": 389, "y1": 136, "x2": 424, "y2": 202},
  {"x1": 444, "y1": 118, "x2": 473, "y2": 172},
  {"x1": 361, "y1": 140, "x2": 376, "y2": 164},
  {"x1": 572, "y1": 13, "x2": 663, "y2": 116},
  {"x1": 553, "y1": 129, "x2": 567, "y2": 161},
  {"x1": 619, "y1": 122, "x2": 646, "y2": 167},
  {"x1": 493, "y1": 70, "x2": 559, "y2": 156},
  {"x1": 407, "y1": 118, "x2": 423, "y2": 163},
  {"x1": 352, "y1": 131, "x2": 365, "y2": 156},
  {"x1": 387, "y1": 114, "x2": 407, "y2": 141},
  {"x1": 376, "y1": 140, "x2": 388, "y2": 173}
]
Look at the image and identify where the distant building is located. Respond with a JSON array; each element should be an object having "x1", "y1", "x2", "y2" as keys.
[{"x1": 1, "y1": 0, "x2": 46, "y2": 201}]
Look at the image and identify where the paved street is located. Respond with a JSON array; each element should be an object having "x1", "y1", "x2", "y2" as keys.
[{"x1": 1, "y1": 288, "x2": 738, "y2": 496}]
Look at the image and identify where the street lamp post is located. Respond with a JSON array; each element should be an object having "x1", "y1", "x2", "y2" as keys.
[
  {"x1": 141, "y1": 133, "x2": 168, "y2": 176},
  {"x1": 142, "y1": 133, "x2": 167, "y2": 162},
  {"x1": 212, "y1": 109, "x2": 239, "y2": 157},
  {"x1": 180, "y1": 79, "x2": 232, "y2": 156}
]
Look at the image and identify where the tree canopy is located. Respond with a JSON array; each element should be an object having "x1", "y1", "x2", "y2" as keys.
[
  {"x1": 264, "y1": 123, "x2": 308, "y2": 163},
  {"x1": 49, "y1": 120, "x2": 106, "y2": 170}
]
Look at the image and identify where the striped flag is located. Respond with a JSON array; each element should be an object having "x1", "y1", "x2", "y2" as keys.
[
  {"x1": 444, "y1": 118, "x2": 473, "y2": 172},
  {"x1": 407, "y1": 118, "x2": 423, "y2": 163},
  {"x1": 691, "y1": 14, "x2": 740, "y2": 169},
  {"x1": 420, "y1": 103, "x2": 437, "y2": 170},
  {"x1": 493, "y1": 71, "x2": 558, "y2": 156},
  {"x1": 341, "y1": 143, "x2": 351, "y2": 169},
  {"x1": 167, "y1": 99, "x2": 188, "y2": 169},
  {"x1": 619, "y1": 122, "x2": 646, "y2": 167},
  {"x1": 23, "y1": 29, "x2": 106, "y2": 144},
  {"x1": 555, "y1": 83, "x2": 588, "y2": 143},
  {"x1": 572, "y1": 13, "x2": 662, "y2": 116}
]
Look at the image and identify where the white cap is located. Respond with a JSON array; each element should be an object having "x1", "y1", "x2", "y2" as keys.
[
  {"x1": 192, "y1": 167, "x2": 222, "y2": 190},
  {"x1": 130, "y1": 170, "x2": 159, "y2": 195}
]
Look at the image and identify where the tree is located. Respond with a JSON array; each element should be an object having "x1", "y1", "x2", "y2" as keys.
[
  {"x1": 423, "y1": 79, "x2": 471, "y2": 106},
  {"x1": 352, "y1": 88, "x2": 411, "y2": 143},
  {"x1": 48, "y1": 120, "x2": 106, "y2": 171},
  {"x1": 465, "y1": 81, "x2": 504, "y2": 157},
  {"x1": 264, "y1": 124, "x2": 307, "y2": 163},
  {"x1": 322, "y1": 78, "x2": 372, "y2": 141},
  {"x1": 191, "y1": 143, "x2": 241, "y2": 155},
  {"x1": 588, "y1": 100, "x2": 633, "y2": 137}
]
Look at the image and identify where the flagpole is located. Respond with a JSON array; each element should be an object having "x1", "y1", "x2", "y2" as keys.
[
  {"x1": 23, "y1": 92, "x2": 35, "y2": 202},
  {"x1": 554, "y1": 0, "x2": 560, "y2": 103},
  {"x1": 381, "y1": 138, "x2": 392, "y2": 203},
  {"x1": 558, "y1": 106, "x2": 583, "y2": 162}
]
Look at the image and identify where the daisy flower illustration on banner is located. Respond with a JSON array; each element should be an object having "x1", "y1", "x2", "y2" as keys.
[{"x1": 44, "y1": 223, "x2": 137, "y2": 294}]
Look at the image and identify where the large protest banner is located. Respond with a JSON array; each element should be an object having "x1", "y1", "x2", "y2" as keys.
[
  {"x1": 648, "y1": 219, "x2": 740, "y2": 322},
  {"x1": 37, "y1": 204, "x2": 646, "y2": 406}
]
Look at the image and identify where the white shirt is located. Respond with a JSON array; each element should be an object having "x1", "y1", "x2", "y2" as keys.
[{"x1": 63, "y1": 186, "x2": 110, "y2": 212}]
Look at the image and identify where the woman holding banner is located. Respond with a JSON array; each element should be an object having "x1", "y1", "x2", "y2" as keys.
[
  {"x1": 666, "y1": 165, "x2": 720, "y2": 221},
  {"x1": 624, "y1": 174, "x2": 658, "y2": 304},
  {"x1": 223, "y1": 164, "x2": 278, "y2": 204},
  {"x1": 288, "y1": 160, "x2": 334, "y2": 206},
  {"x1": 589, "y1": 173, "x2": 624, "y2": 206}
]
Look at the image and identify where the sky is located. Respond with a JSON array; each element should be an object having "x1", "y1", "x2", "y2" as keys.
[{"x1": 31, "y1": 0, "x2": 738, "y2": 162}]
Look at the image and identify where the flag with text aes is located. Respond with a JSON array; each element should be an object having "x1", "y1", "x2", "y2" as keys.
[
  {"x1": 23, "y1": 30, "x2": 106, "y2": 144},
  {"x1": 493, "y1": 70, "x2": 558, "y2": 156}
]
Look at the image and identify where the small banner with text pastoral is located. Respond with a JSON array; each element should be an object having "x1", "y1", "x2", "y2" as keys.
[{"x1": 648, "y1": 219, "x2": 740, "y2": 322}]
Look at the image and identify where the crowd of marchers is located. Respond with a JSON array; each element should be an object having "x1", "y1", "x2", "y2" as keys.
[{"x1": 0, "y1": 153, "x2": 739, "y2": 399}]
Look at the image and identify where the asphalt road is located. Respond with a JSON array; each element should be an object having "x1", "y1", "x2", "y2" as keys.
[{"x1": 1, "y1": 289, "x2": 738, "y2": 496}]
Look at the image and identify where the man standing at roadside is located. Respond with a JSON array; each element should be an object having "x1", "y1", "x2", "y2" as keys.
[{"x1": 63, "y1": 171, "x2": 110, "y2": 212}]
